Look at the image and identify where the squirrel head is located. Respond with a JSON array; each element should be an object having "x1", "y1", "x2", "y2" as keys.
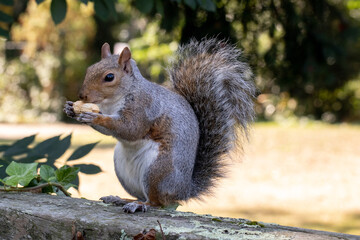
[{"x1": 78, "y1": 43, "x2": 134, "y2": 104}]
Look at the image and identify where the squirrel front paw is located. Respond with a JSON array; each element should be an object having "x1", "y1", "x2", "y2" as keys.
[
  {"x1": 63, "y1": 101, "x2": 76, "y2": 118},
  {"x1": 76, "y1": 112, "x2": 100, "y2": 124}
]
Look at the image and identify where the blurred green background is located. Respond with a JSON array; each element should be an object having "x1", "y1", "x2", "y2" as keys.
[
  {"x1": 0, "y1": 0, "x2": 360, "y2": 235},
  {"x1": 0, "y1": 0, "x2": 359, "y2": 123}
]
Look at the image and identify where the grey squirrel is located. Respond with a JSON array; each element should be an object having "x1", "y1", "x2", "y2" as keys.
[{"x1": 64, "y1": 38, "x2": 255, "y2": 213}]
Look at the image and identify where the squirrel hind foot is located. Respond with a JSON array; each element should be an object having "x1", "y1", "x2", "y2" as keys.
[
  {"x1": 123, "y1": 202, "x2": 148, "y2": 213},
  {"x1": 100, "y1": 196, "x2": 149, "y2": 213},
  {"x1": 100, "y1": 195, "x2": 131, "y2": 206}
]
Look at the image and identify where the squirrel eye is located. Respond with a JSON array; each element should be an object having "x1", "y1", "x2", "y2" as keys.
[{"x1": 104, "y1": 73, "x2": 114, "y2": 82}]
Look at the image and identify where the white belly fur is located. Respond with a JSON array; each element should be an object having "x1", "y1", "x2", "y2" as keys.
[{"x1": 114, "y1": 139, "x2": 159, "y2": 200}]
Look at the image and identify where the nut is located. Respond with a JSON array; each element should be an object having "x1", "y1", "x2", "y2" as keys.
[{"x1": 73, "y1": 101, "x2": 100, "y2": 114}]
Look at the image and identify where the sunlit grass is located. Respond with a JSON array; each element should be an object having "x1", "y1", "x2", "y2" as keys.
[{"x1": 0, "y1": 121, "x2": 359, "y2": 235}]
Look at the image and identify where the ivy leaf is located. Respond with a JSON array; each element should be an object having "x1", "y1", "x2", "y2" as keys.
[
  {"x1": 3, "y1": 134, "x2": 36, "y2": 157},
  {"x1": 71, "y1": 174, "x2": 79, "y2": 190},
  {"x1": 40, "y1": 165, "x2": 55, "y2": 182},
  {"x1": 63, "y1": 182, "x2": 77, "y2": 190},
  {"x1": 67, "y1": 142, "x2": 99, "y2": 161},
  {"x1": 55, "y1": 165, "x2": 80, "y2": 185},
  {"x1": 50, "y1": 0, "x2": 67, "y2": 25},
  {"x1": 41, "y1": 184, "x2": 55, "y2": 194},
  {"x1": 4, "y1": 162, "x2": 38, "y2": 187}
]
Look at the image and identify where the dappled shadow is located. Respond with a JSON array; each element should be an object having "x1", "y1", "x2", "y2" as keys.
[
  {"x1": 70, "y1": 142, "x2": 116, "y2": 149},
  {"x1": 0, "y1": 138, "x2": 116, "y2": 150}
]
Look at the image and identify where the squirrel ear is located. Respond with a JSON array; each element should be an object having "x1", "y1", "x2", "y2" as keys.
[
  {"x1": 101, "y1": 43, "x2": 112, "y2": 59},
  {"x1": 118, "y1": 47, "x2": 132, "y2": 74}
]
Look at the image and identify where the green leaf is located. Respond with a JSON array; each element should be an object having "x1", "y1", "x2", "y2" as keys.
[
  {"x1": 94, "y1": 0, "x2": 109, "y2": 21},
  {"x1": 135, "y1": 0, "x2": 154, "y2": 14},
  {"x1": 197, "y1": 0, "x2": 216, "y2": 12},
  {"x1": 4, "y1": 162, "x2": 38, "y2": 187},
  {"x1": 67, "y1": 142, "x2": 99, "y2": 161},
  {"x1": 3, "y1": 134, "x2": 36, "y2": 157},
  {"x1": 26, "y1": 178, "x2": 39, "y2": 187},
  {"x1": 36, "y1": 0, "x2": 46, "y2": 4},
  {"x1": 71, "y1": 174, "x2": 79, "y2": 190},
  {"x1": 184, "y1": 0, "x2": 196, "y2": 10},
  {"x1": 63, "y1": 182, "x2": 77, "y2": 190},
  {"x1": 50, "y1": 0, "x2": 67, "y2": 25},
  {"x1": 73, "y1": 164, "x2": 102, "y2": 174},
  {"x1": 80, "y1": 0, "x2": 88, "y2": 4},
  {"x1": 40, "y1": 165, "x2": 55, "y2": 182},
  {"x1": 41, "y1": 184, "x2": 55, "y2": 194},
  {"x1": 55, "y1": 165, "x2": 79, "y2": 185},
  {"x1": 46, "y1": 134, "x2": 72, "y2": 165}
]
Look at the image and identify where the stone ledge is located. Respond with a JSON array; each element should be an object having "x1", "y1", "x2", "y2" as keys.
[{"x1": 0, "y1": 192, "x2": 359, "y2": 240}]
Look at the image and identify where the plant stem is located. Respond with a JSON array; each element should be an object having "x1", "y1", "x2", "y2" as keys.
[{"x1": 0, "y1": 183, "x2": 71, "y2": 197}]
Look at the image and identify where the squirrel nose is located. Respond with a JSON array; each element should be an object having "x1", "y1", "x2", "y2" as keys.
[{"x1": 78, "y1": 91, "x2": 87, "y2": 101}]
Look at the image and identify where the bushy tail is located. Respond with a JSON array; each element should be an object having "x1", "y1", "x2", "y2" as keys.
[{"x1": 168, "y1": 38, "x2": 256, "y2": 198}]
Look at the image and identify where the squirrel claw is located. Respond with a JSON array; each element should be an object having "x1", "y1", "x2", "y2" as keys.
[
  {"x1": 63, "y1": 102, "x2": 76, "y2": 118},
  {"x1": 123, "y1": 202, "x2": 148, "y2": 213},
  {"x1": 100, "y1": 195, "x2": 149, "y2": 213},
  {"x1": 101, "y1": 195, "x2": 148, "y2": 213},
  {"x1": 66, "y1": 101, "x2": 74, "y2": 106}
]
